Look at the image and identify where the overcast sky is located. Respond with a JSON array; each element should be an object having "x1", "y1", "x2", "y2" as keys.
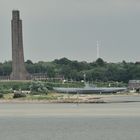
[{"x1": 0, "y1": 0, "x2": 140, "y2": 62}]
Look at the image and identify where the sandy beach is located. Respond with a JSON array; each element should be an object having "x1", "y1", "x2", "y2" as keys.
[{"x1": 0, "y1": 94, "x2": 140, "y2": 104}]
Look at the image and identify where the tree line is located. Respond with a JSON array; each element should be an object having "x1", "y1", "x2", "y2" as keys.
[{"x1": 0, "y1": 58, "x2": 140, "y2": 83}]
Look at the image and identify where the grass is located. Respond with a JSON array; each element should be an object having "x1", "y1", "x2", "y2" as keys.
[
  {"x1": 0, "y1": 93, "x2": 58, "y2": 100},
  {"x1": 3, "y1": 93, "x2": 13, "y2": 100},
  {"x1": 26, "y1": 94, "x2": 57, "y2": 100}
]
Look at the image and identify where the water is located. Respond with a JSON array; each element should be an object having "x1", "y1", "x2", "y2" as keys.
[{"x1": 0, "y1": 102, "x2": 140, "y2": 140}]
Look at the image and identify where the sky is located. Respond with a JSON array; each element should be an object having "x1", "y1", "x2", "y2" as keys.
[{"x1": 0, "y1": 0, "x2": 140, "y2": 63}]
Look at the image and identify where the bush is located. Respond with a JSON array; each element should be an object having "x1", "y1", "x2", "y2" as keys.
[
  {"x1": 0, "y1": 93, "x2": 3, "y2": 98},
  {"x1": 0, "y1": 81, "x2": 30, "y2": 91},
  {"x1": 29, "y1": 81, "x2": 49, "y2": 94},
  {"x1": 13, "y1": 92, "x2": 26, "y2": 98}
]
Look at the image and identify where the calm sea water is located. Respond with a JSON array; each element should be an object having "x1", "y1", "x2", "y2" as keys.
[{"x1": 0, "y1": 102, "x2": 140, "y2": 140}]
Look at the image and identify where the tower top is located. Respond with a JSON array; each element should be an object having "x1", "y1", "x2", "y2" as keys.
[{"x1": 12, "y1": 10, "x2": 20, "y2": 20}]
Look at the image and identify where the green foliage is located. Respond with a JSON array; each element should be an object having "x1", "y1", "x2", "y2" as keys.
[
  {"x1": 0, "y1": 81, "x2": 83, "y2": 94},
  {"x1": 26, "y1": 94, "x2": 57, "y2": 100},
  {"x1": 25, "y1": 60, "x2": 33, "y2": 64},
  {"x1": 54, "y1": 57, "x2": 71, "y2": 65},
  {"x1": 29, "y1": 81, "x2": 49, "y2": 94},
  {"x1": 13, "y1": 92, "x2": 26, "y2": 98},
  {"x1": 0, "y1": 93, "x2": 4, "y2": 98},
  {"x1": 0, "y1": 61, "x2": 12, "y2": 76},
  {"x1": 0, "y1": 81, "x2": 30, "y2": 91},
  {"x1": 0, "y1": 89, "x2": 12, "y2": 94},
  {"x1": 1, "y1": 58, "x2": 140, "y2": 83},
  {"x1": 95, "y1": 58, "x2": 106, "y2": 66}
]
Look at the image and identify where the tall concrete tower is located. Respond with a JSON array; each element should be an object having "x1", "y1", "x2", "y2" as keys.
[{"x1": 10, "y1": 10, "x2": 30, "y2": 80}]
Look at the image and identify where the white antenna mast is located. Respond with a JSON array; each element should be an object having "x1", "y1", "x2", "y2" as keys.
[{"x1": 96, "y1": 41, "x2": 100, "y2": 59}]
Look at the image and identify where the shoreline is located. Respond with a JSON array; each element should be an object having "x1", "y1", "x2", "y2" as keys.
[
  {"x1": 0, "y1": 99, "x2": 105, "y2": 104},
  {"x1": 0, "y1": 94, "x2": 140, "y2": 104}
]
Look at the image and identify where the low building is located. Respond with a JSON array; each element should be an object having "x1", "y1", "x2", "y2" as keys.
[{"x1": 128, "y1": 80, "x2": 140, "y2": 91}]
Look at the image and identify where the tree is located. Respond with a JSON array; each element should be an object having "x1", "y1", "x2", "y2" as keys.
[
  {"x1": 95, "y1": 58, "x2": 105, "y2": 66},
  {"x1": 25, "y1": 60, "x2": 33, "y2": 64},
  {"x1": 54, "y1": 57, "x2": 71, "y2": 65},
  {"x1": 2, "y1": 61, "x2": 12, "y2": 76}
]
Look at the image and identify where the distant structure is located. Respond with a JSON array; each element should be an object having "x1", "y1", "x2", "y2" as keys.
[
  {"x1": 128, "y1": 80, "x2": 140, "y2": 91},
  {"x1": 96, "y1": 41, "x2": 100, "y2": 59},
  {"x1": 10, "y1": 10, "x2": 30, "y2": 80}
]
